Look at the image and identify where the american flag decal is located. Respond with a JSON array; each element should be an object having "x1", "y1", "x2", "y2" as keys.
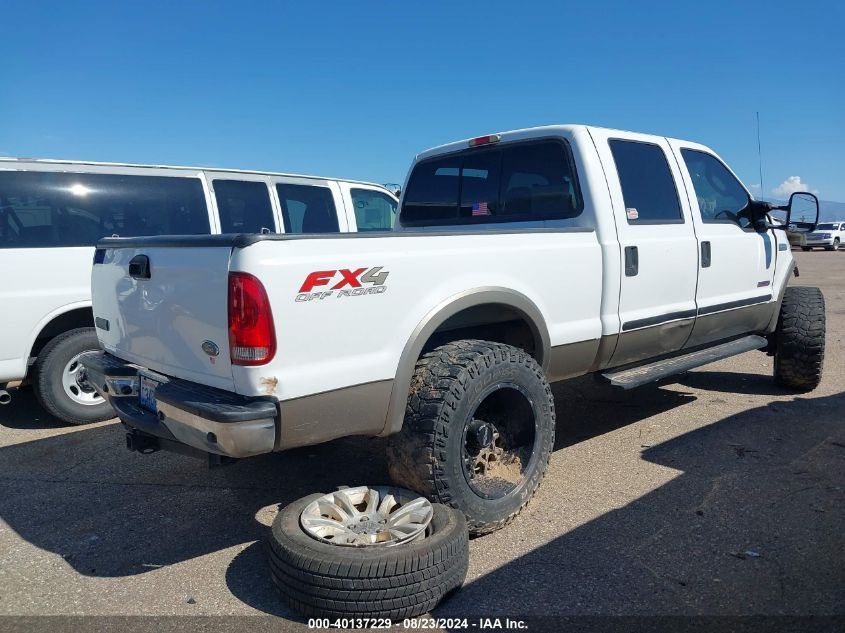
[{"x1": 472, "y1": 201, "x2": 490, "y2": 216}]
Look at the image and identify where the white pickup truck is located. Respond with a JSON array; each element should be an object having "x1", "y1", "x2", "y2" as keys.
[{"x1": 81, "y1": 125, "x2": 825, "y2": 534}]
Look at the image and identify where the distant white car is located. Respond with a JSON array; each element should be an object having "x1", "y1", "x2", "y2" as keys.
[
  {"x1": 0, "y1": 158, "x2": 397, "y2": 423},
  {"x1": 802, "y1": 221, "x2": 845, "y2": 251}
]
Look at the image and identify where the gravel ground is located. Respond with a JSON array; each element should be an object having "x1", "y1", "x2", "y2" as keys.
[{"x1": 0, "y1": 250, "x2": 842, "y2": 629}]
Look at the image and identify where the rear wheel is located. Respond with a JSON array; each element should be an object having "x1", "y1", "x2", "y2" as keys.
[
  {"x1": 387, "y1": 340, "x2": 555, "y2": 535},
  {"x1": 801, "y1": 246, "x2": 811, "y2": 251},
  {"x1": 773, "y1": 287, "x2": 825, "y2": 392},
  {"x1": 32, "y1": 328, "x2": 114, "y2": 425}
]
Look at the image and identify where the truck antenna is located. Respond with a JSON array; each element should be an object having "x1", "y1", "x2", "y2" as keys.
[{"x1": 756, "y1": 111, "x2": 764, "y2": 202}]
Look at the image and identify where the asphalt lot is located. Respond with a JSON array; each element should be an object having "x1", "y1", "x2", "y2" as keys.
[{"x1": 0, "y1": 250, "x2": 843, "y2": 626}]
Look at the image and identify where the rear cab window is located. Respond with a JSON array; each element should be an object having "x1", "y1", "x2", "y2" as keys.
[
  {"x1": 213, "y1": 179, "x2": 275, "y2": 233},
  {"x1": 400, "y1": 139, "x2": 582, "y2": 227},
  {"x1": 276, "y1": 183, "x2": 339, "y2": 234},
  {"x1": 351, "y1": 188, "x2": 397, "y2": 231},
  {"x1": 0, "y1": 170, "x2": 210, "y2": 248}
]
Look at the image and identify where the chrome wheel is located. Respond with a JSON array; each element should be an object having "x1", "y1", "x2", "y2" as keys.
[
  {"x1": 61, "y1": 351, "x2": 104, "y2": 406},
  {"x1": 300, "y1": 486, "x2": 433, "y2": 547}
]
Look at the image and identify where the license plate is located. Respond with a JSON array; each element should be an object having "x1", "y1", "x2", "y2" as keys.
[{"x1": 139, "y1": 373, "x2": 162, "y2": 413}]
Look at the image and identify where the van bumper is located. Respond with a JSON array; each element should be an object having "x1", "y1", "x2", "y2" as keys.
[{"x1": 79, "y1": 351, "x2": 278, "y2": 458}]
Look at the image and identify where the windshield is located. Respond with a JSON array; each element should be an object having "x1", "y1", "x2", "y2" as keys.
[{"x1": 816, "y1": 223, "x2": 838, "y2": 230}]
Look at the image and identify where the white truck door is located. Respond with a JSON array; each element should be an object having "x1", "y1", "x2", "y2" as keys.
[
  {"x1": 588, "y1": 128, "x2": 699, "y2": 366},
  {"x1": 669, "y1": 141, "x2": 777, "y2": 348}
]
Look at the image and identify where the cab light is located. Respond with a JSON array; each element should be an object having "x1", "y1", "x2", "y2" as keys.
[{"x1": 468, "y1": 134, "x2": 501, "y2": 147}]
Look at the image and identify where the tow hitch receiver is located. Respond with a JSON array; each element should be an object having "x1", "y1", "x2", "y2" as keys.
[{"x1": 126, "y1": 431, "x2": 160, "y2": 454}]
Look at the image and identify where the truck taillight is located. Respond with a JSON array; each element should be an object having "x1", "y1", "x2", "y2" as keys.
[{"x1": 228, "y1": 272, "x2": 276, "y2": 366}]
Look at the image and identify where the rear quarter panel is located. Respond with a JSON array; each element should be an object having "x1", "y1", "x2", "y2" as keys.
[{"x1": 229, "y1": 231, "x2": 603, "y2": 407}]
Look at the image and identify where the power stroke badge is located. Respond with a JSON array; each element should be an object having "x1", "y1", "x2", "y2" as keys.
[{"x1": 296, "y1": 266, "x2": 389, "y2": 302}]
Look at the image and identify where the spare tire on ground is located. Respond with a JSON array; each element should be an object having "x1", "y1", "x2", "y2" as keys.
[{"x1": 268, "y1": 486, "x2": 468, "y2": 621}]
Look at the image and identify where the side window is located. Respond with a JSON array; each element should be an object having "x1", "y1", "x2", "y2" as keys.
[
  {"x1": 680, "y1": 149, "x2": 751, "y2": 228},
  {"x1": 276, "y1": 183, "x2": 339, "y2": 234},
  {"x1": 609, "y1": 140, "x2": 682, "y2": 223},
  {"x1": 213, "y1": 180, "x2": 275, "y2": 233},
  {"x1": 400, "y1": 140, "x2": 582, "y2": 227},
  {"x1": 0, "y1": 171, "x2": 210, "y2": 248},
  {"x1": 350, "y1": 188, "x2": 397, "y2": 231}
]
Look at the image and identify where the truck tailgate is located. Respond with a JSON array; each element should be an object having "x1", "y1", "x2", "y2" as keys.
[{"x1": 92, "y1": 245, "x2": 236, "y2": 391}]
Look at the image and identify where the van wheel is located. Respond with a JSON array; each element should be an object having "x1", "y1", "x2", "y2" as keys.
[
  {"x1": 33, "y1": 328, "x2": 113, "y2": 425},
  {"x1": 801, "y1": 246, "x2": 811, "y2": 251},
  {"x1": 387, "y1": 340, "x2": 556, "y2": 535},
  {"x1": 773, "y1": 287, "x2": 825, "y2": 392}
]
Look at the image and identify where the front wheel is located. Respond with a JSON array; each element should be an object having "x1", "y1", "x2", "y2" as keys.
[
  {"x1": 773, "y1": 287, "x2": 825, "y2": 392},
  {"x1": 32, "y1": 328, "x2": 114, "y2": 425},
  {"x1": 387, "y1": 340, "x2": 556, "y2": 535},
  {"x1": 801, "y1": 246, "x2": 811, "y2": 252}
]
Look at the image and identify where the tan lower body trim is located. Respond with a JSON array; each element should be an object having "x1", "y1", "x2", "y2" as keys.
[{"x1": 277, "y1": 380, "x2": 394, "y2": 450}]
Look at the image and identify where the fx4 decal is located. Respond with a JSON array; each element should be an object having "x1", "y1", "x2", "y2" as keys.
[{"x1": 296, "y1": 267, "x2": 389, "y2": 302}]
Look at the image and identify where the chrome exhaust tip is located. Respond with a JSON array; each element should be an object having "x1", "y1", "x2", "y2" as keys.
[{"x1": 0, "y1": 390, "x2": 11, "y2": 405}]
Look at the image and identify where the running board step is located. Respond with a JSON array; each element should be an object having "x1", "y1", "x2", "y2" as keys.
[{"x1": 602, "y1": 335, "x2": 768, "y2": 390}]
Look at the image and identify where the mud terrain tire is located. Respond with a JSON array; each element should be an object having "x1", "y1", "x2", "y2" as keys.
[
  {"x1": 387, "y1": 340, "x2": 555, "y2": 535},
  {"x1": 773, "y1": 287, "x2": 825, "y2": 392}
]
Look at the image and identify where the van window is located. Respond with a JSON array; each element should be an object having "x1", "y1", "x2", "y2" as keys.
[
  {"x1": 609, "y1": 140, "x2": 682, "y2": 223},
  {"x1": 276, "y1": 183, "x2": 339, "y2": 233},
  {"x1": 213, "y1": 179, "x2": 275, "y2": 233},
  {"x1": 400, "y1": 139, "x2": 582, "y2": 227},
  {"x1": 0, "y1": 171, "x2": 210, "y2": 248},
  {"x1": 350, "y1": 189, "x2": 397, "y2": 231},
  {"x1": 681, "y1": 149, "x2": 752, "y2": 228}
]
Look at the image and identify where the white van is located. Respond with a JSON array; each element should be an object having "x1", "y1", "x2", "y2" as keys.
[{"x1": 0, "y1": 158, "x2": 398, "y2": 424}]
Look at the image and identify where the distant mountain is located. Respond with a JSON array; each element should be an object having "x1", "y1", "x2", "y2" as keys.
[
  {"x1": 764, "y1": 198, "x2": 845, "y2": 222},
  {"x1": 818, "y1": 200, "x2": 845, "y2": 222}
]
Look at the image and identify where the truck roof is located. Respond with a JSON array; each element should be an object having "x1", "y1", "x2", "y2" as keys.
[
  {"x1": 0, "y1": 156, "x2": 388, "y2": 189},
  {"x1": 414, "y1": 124, "x2": 706, "y2": 161}
]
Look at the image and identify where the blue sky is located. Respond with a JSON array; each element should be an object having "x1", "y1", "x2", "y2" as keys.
[{"x1": 2, "y1": 1, "x2": 843, "y2": 201}]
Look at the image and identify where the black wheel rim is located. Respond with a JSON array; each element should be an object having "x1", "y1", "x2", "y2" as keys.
[{"x1": 461, "y1": 382, "x2": 539, "y2": 500}]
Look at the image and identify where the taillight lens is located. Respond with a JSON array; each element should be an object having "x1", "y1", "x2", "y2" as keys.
[{"x1": 228, "y1": 272, "x2": 276, "y2": 366}]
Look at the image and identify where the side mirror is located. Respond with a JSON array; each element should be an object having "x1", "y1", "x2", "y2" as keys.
[
  {"x1": 769, "y1": 191, "x2": 819, "y2": 232},
  {"x1": 383, "y1": 183, "x2": 402, "y2": 198}
]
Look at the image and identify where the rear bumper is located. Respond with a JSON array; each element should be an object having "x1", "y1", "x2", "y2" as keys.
[{"x1": 79, "y1": 351, "x2": 278, "y2": 458}]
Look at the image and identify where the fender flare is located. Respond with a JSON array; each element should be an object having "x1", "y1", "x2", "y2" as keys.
[{"x1": 379, "y1": 287, "x2": 550, "y2": 436}]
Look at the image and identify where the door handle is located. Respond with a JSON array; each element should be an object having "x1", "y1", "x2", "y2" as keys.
[
  {"x1": 624, "y1": 246, "x2": 638, "y2": 277},
  {"x1": 701, "y1": 241, "x2": 711, "y2": 268}
]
